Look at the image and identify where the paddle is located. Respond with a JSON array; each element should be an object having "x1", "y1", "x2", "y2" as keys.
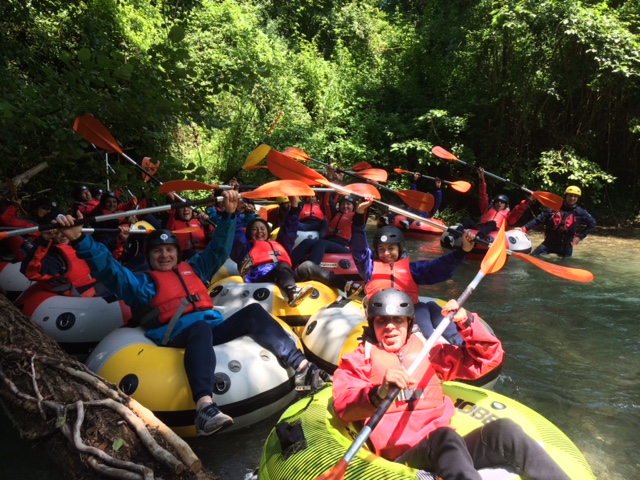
[
  {"x1": 268, "y1": 151, "x2": 593, "y2": 283},
  {"x1": 393, "y1": 169, "x2": 472, "y2": 194},
  {"x1": 267, "y1": 149, "x2": 434, "y2": 214},
  {"x1": 0, "y1": 181, "x2": 312, "y2": 240},
  {"x1": 351, "y1": 162, "x2": 373, "y2": 172},
  {"x1": 315, "y1": 224, "x2": 508, "y2": 480},
  {"x1": 431, "y1": 146, "x2": 563, "y2": 210},
  {"x1": 0, "y1": 226, "x2": 201, "y2": 235},
  {"x1": 157, "y1": 179, "x2": 315, "y2": 197},
  {"x1": 240, "y1": 111, "x2": 285, "y2": 172},
  {"x1": 282, "y1": 147, "x2": 389, "y2": 183}
]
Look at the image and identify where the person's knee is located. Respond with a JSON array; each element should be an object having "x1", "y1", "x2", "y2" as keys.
[{"x1": 295, "y1": 260, "x2": 314, "y2": 280}]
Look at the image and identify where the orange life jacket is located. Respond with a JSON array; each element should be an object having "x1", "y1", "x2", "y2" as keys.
[
  {"x1": 171, "y1": 218, "x2": 208, "y2": 251},
  {"x1": 299, "y1": 203, "x2": 325, "y2": 222},
  {"x1": 248, "y1": 240, "x2": 292, "y2": 267},
  {"x1": 367, "y1": 257, "x2": 419, "y2": 303},
  {"x1": 55, "y1": 244, "x2": 97, "y2": 297},
  {"x1": 148, "y1": 263, "x2": 213, "y2": 324},
  {"x1": 326, "y1": 212, "x2": 354, "y2": 241},
  {"x1": 479, "y1": 208, "x2": 510, "y2": 228}
]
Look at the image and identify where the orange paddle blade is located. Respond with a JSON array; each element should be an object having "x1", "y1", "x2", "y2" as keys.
[
  {"x1": 393, "y1": 168, "x2": 412, "y2": 175},
  {"x1": 158, "y1": 180, "x2": 218, "y2": 193},
  {"x1": 532, "y1": 191, "x2": 563, "y2": 211},
  {"x1": 141, "y1": 157, "x2": 160, "y2": 182},
  {"x1": 511, "y1": 252, "x2": 594, "y2": 282},
  {"x1": 481, "y1": 223, "x2": 508, "y2": 274},
  {"x1": 354, "y1": 168, "x2": 388, "y2": 182},
  {"x1": 172, "y1": 226, "x2": 202, "y2": 234},
  {"x1": 241, "y1": 180, "x2": 314, "y2": 199},
  {"x1": 243, "y1": 144, "x2": 271, "y2": 168},
  {"x1": 282, "y1": 147, "x2": 311, "y2": 162},
  {"x1": 450, "y1": 180, "x2": 472, "y2": 193},
  {"x1": 352, "y1": 162, "x2": 373, "y2": 172},
  {"x1": 267, "y1": 150, "x2": 326, "y2": 185},
  {"x1": 345, "y1": 183, "x2": 381, "y2": 199},
  {"x1": 431, "y1": 146, "x2": 458, "y2": 161},
  {"x1": 73, "y1": 114, "x2": 124, "y2": 155},
  {"x1": 395, "y1": 190, "x2": 434, "y2": 212},
  {"x1": 243, "y1": 165, "x2": 269, "y2": 170},
  {"x1": 314, "y1": 458, "x2": 348, "y2": 480}
]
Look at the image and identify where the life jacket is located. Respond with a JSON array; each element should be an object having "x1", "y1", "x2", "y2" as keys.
[
  {"x1": 550, "y1": 210, "x2": 576, "y2": 234},
  {"x1": 365, "y1": 334, "x2": 443, "y2": 412},
  {"x1": 299, "y1": 203, "x2": 325, "y2": 223},
  {"x1": 326, "y1": 212, "x2": 354, "y2": 241},
  {"x1": 248, "y1": 240, "x2": 292, "y2": 268},
  {"x1": 55, "y1": 244, "x2": 97, "y2": 297},
  {"x1": 479, "y1": 207, "x2": 510, "y2": 228},
  {"x1": 367, "y1": 258, "x2": 419, "y2": 303},
  {"x1": 171, "y1": 218, "x2": 208, "y2": 251},
  {"x1": 73, "y1": 199, "x2": 100, "y2": 217},
  {"x1": 148, "y1": 263, "x2": 213, "y2": 324}
]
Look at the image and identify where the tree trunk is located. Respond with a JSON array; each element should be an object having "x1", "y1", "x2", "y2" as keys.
[{"x1": 0, "y1": 294, "x2": 220, "y2": 480}]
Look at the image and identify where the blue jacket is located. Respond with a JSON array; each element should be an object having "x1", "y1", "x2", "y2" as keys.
[
  {"x1": 350, "y1": 212, "x2": 465, "y2": 285},
  {"x1": 73, "y1": 213, "x2": 237, "y2": 344}
]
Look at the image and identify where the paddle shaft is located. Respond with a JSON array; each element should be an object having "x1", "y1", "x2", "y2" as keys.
[
  {"x1": 341, "y1": 270, "x2": 485, "y2": 464},
  {"x1": 0, "y1": 198, "x2": 218, "y2": 239}
]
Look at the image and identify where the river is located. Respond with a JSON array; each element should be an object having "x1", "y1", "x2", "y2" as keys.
[{"x1": 2, "y1": 229, "x2": 639, "y2": 479}]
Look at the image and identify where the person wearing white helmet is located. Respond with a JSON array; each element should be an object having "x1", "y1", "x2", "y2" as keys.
[
  {"x1": 332, "y1": 288, "x2": 570, "y2": 480},
  {"x1": 519, "y1": 185, "x2": 596, "y2": 257}
]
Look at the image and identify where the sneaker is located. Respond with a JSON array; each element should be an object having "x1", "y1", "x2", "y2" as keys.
[
  {"x1": 287, "y1": 284, "x2": 314, "y2": 307},
  {"x1": 344, "y1": 280, "x2": 365, "y2": 299},
  {"x1": 400, "y1": 219, "x2": 411, "y2": 230},
  {"x1": 195, "y1": 403, "x2": 233, "y2": 436},
  {"x1": 295, "y1": 363, "x2": 333, "y2": 393}
]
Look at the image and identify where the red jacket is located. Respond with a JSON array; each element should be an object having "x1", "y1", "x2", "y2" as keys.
[
  {"x1": 165, "y1": 213, "x2": 212, "y2": 251},
  {"x1": 332, "y1": 316, "x2": 503, "y2": 459},
  {"x1": 326, "y1": 212, "x2": 354, "y2": 242},
  {"x1": 478, "y1": 181, "x2": 509, "y2": 229}
]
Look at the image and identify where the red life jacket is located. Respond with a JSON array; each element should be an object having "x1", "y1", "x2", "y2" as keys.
[
  {"x1": 326, "y1": 212, "x2": 354, "y2": 241},
  {"x1": 55, "y1": 244, "x2": 97, "y2": 297},
  {"x1": 366, "y1": 334, "x2": 443, "y2": 413},
  {"x1": 171, "y1": 218, "x2": 208, "y2": 251},
  {"x1": 479, "y1": 207, "x2": 510, "y2": 228},
  {"x1": 148, "y1": 263, "x2": 213, "y2": 324},
  {"x1": 551, "y1": 210, "x2": 576, "y2": 234},
  {"x1": 249, "y1": 240, "x2": 292, "y2": 267},
  {"x1": 299, "y1": 203, "x2": 325, "y2": 222},
  {"x1": 367, "y1": 258, "x2": 419, "y2": 303}
]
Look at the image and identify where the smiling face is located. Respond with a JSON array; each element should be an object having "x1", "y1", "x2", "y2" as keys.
[
  {"x1": 249, "y1": 221, "x2": 270, "y2": 241},
  {"x1": 103, "y1": 197, "x2": 118, "y2": 212},
  {"x1": 79, "y1": 189, "x2": 92, "y2": 202},
  {"x1": 177, "y1": 205, "x2": 193, "y2": 221},
  {"x1": 493, "y1": 199, "x2": 507, "y2": 211},
  {"x1": 373, "y1": 315, "x2": 409, "y2": 352},
  {"x1": 564, "y1": 193, "x2": 579, "y2": 207},
  {"x1": 339, "y1": 200, "x2": 354, "y2": 214},
  {"x1": 148, "y1": 245, "x2": 179, "y2": 271},
  {"x1": 376, "y1": 243, "x2": 400, "y2": 263}
]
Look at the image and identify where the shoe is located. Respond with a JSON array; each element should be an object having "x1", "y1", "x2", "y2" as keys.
[
  {"x1": 344, "y1": 280, "x2": 365, "y2": 299},
  {"x1": 295, "y1": 362, "x2": 333, "y2": 393},
  {"x1": 287, "y1": 285, "x2": 314, "y2": 307},
  {"x1": 400, "y1": 219, "x2": 411, "y2": 230},
  {"x1": 195, "y1": 403, "x2": 234, "y2": 436}
]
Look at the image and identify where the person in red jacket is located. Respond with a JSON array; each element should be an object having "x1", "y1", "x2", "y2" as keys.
[
  {"x1": 164, "y1": 191, "x2": 213, "y2": 259},
  {"x1": 71, "y1": 185, "x2": 100, "y2": 217},
  {"x1": 332, "y1": 288, "x2": 571, "y2": 480}
]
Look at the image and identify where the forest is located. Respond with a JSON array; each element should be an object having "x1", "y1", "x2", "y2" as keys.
[{"x1": 2, "y1": 0, "x2": 638, "y2": 226}]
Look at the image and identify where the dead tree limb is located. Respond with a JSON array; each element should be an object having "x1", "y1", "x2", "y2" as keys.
[{"x1": 0, "y1": 294, "x2": 219, "y2": 480}]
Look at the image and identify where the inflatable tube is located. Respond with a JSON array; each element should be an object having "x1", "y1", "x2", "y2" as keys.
[
  {"x1": 377, "y1": 214, "x2": 447, "y2": 238},
  {"x1": 270, "y1": 227, "x2": 320, "y2": 248},
  {"x1": 85, "y1": 308, "x2": 300, "y2": 438},
  {"x1": 258, "y1": 384, "x2": 595, "y2": 480},
  {"x1": 300, "y1": 297, "x2": 502, "y2": 390},
  {"x1": 0, "y1": 261, "x2": 34, "y2": 301},
  {"x1": 441, "y1": 227, "x2": 532, "y2": 260},
  {"x1": 14, "y1": 282, "x2": 132, "y2": 354},
  {"x1": 317, "y1": 252, "x2": 361, "y2": 280},
  {"x1": 209, "y1": 277, "x2": 340, "y2": 328}
]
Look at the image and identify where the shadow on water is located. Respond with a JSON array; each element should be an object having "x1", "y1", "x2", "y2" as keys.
[{"x1": 2, "y1": 230, "x2": 639, "y2": 479}]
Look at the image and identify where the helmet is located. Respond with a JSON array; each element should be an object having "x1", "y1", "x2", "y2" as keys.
[
  {"x1": 35, "y1": 197, "x2": 58, "y2": 210},
  {"x1": 340, "y1": 195, "x2": 356, "y2": 205},
  {"x1": 90, "y1": 187, "x2": 104, "y2": 198},
  {"x1": 493, "y1": 194, "x2": 509, "y2": 206},
  {"x1": 275, "y1": 197, "x2": 289, "y2": 204},
  {"x1": 73, "y1": 185, "x2": 90, "y2": 200},
  {"x1": 99, "y1": 192, "x2": 119, "y2": 208},
  {"x1": 373, "y1": 226, "x2": 405, "y2": 255},
  {"x1": 145, "y1": 230, "x2": 180, "y2": 255},
  {"x1": 366, "y1": 288, "x2": 415, "y2": 335},
  {"x1": 565, "y1": 186, "x2": 582, "y2": 196}
]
